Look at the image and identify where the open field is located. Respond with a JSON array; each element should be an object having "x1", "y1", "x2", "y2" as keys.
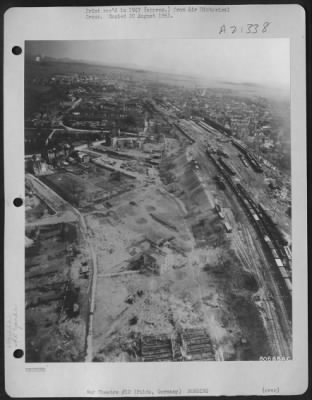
[{"x1": 86, "y1": 146, "x2": 275, "y2": 361}]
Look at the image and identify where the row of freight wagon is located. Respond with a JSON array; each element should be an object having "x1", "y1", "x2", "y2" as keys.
[
  {"x1": 196, "y1": 120, "x2": 263, "y2": 173},
  {"x1": 206, "y1": 147, "x2": 292, "y2": 298},
  {"x1": 173, "y1": 123, "x2": 196, "y2": 144},
  {"x1": 231, "y1": 138, "x2": 263, "y2": 173},
  {"x1": 235, "y1": 183, "x2": 292, "y2": 291}
]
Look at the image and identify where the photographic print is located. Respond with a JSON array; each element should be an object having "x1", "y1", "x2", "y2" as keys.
[{"x1": 24, "y1": 39, "x2": 292, "y2": 363}]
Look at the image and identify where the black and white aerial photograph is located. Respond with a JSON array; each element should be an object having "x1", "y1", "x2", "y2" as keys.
[{"x1": 24, "y1": 39, "x2": 292, "y2": 363}]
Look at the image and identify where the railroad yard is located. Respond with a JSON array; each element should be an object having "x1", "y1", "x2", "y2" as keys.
[{"x1": 25, "y1": 57, "x2": 292, "y2": 362}]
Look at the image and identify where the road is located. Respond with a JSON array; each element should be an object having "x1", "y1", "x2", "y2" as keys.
[{"x1": 71, "y1": 207, "x2": 98, "y2": 363}]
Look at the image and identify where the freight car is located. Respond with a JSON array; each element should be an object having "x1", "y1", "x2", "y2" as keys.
[
  {"x1": 223, "y1": 221, "x2": 232, "y2": 233},
  {"x1": 234, "y1": 183, "x2": 292, "y2": 295},
  {"x1": 232, "y1": 139, "x2": 263, "y2": 173},
  {"x1": 284, "y1": 246, "x2": 292, "y2": 261},
  {"x1": 203, "y1": 117, "x2": 232, "y2": 136},
  {"x1": 218, "y1": 157, "x2": 236, "y2": 176},
  {"x1": 174, "y1": 123, "x2": 195, "y2": 144},
  {"x1": 214, "y1": 175, "x2": 226, "y2": 190},
  {"x1": 239, "y1": 154, "x2": 249, "y2": 167},
  {"x1": 216, "y1": 148, "x2": 229, "y2": 158},
  {"x1": 205, "y1": 149, "x2": 292, "y2": 298},
  {"x1": 246, "y1": 154, "x2": 263, "y2": 173},
  {"x1": 258, "y1": 203, "x2": 289, "y2": 246}
]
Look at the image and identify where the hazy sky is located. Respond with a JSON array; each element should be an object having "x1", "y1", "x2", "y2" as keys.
[{"x1": 27, "y1": 39, "x2": 289, "y2": 88}]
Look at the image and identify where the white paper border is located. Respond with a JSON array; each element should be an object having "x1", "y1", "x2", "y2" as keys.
[{"x1": 4, "y1": 4, "x2": 308, "y2": 397}]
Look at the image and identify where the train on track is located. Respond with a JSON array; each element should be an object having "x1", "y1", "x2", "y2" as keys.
[
  {"x1": 238, "y1": 154, "x2": 249, "y2": 168},
  {"x1": 197, "y1": 120, "x2": 217, "y2": 134},
  {"x1": 206, "y1": 147, "x2": 292, "y2": 306},
  {"x1": 232, "y1": 138, "x2": 263, "y2": 173},
  {"x1": 203, "y1": 117, "x2": 232, "y2": 136},
  {"x1": 196, "y1": 119, "x2": 263, "y2": 173},
  {"x1": 173, "y1": 123, "x2": 195, "y2": 144},
  {"x1": 218, "y1": 157, "x2": 236, "y2": 176}
]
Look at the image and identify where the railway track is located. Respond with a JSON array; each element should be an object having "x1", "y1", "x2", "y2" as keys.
[
  {"x1": 204, "y1": 143, "x2": 292, "y2": 356},
  {"x1": 184, "y1": 122, "x2": 292, "y2": 358},
  {"x1": 205, "y1": 148, "x2": 292, "y2": 301},
  {"x1": 240, "y1": 224, "x2": 291, "y2": 357},
  {"x1": 244, "y1": 224, "x2": 292, "y2": 355},
  {"x1": 232, "y1": 225, "x2": 290, "y2": 358}
]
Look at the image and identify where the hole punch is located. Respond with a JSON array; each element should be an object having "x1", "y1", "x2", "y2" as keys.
[
  {"x1": 13, "y1": 349, "x2": 24, "y2": 359},
  {"x1": 12, "y1": 46, "x2": 22, "y2": 55},
  {"x1": 13, "y1": 197, "x2": 23, "y2": 207}
]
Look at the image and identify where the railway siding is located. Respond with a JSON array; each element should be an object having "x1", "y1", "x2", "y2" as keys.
[{"x1": 205, "y1": 147, "x2": 292, "y2": 316}]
